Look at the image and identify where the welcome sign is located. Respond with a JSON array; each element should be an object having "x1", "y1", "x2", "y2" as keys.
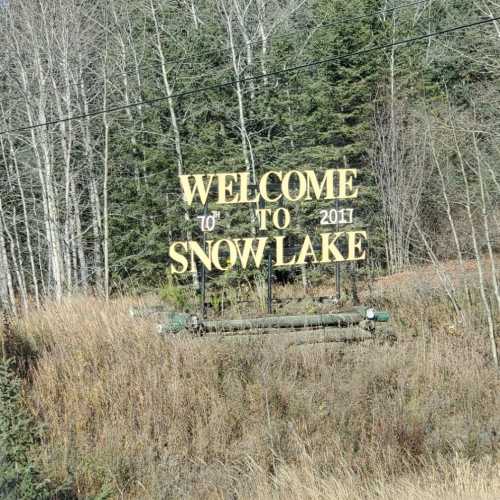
[{"x1": 169, "y1": 169, "x2": 367, "y2": 274}]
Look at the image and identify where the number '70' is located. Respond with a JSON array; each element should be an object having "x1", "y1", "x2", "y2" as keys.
[{"x1": 197, "y1": 213, "x2": 219, "y2": 232}]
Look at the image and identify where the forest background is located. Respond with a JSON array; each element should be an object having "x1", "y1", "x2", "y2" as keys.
[{"x1": 1, "y1": 0, "x2": 499, "y2": 308}]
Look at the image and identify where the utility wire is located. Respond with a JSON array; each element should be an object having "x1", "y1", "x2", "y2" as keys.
[
  {"x1": 0, "y1": 0, "x2": 430, "y2": 107},
  {"x1": 1, "y1": 15, "x2": 499, "y2": 136}
]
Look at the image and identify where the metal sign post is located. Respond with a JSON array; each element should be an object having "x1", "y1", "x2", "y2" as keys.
[
  {"x1": 201, "y1": 201, "x2": 208, "y2": 319},
  {"x1": 267, "y1": 252, "x2": 273, "y2": 314},
  {"x1": 336, "y1": 196, "x2": 341, "y2": 302}
]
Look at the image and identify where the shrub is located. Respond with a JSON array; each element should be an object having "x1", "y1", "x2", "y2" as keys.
[
  {"x1": 0, "y1": 359, "x2": 70, "y2": 499},
  {"x1": 159, "y1": 275, "x2": 192, "y2": 311}
]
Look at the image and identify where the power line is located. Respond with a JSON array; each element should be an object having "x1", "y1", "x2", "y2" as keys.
[
  {"x1": 1, "y1": 15, "x2": 499, "y2": 136},
  {"x1": 0, "y1": 0, "x2": 430, "y2": 107}
]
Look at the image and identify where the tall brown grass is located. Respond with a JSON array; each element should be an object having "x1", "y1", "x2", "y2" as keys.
[{"x1": 6, "y1": 282, "x2": 500, "y2": 499}]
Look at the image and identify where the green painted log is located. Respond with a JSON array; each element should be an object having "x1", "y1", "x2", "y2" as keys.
[
  {"x1": 157, "y1": 313, "x2": 191, "y2": 334},
  {"x1": 201, "y1": 312, "x2": 365, "y2": 332},
  {"x1": 373, "y1": 311, "x2": 390, "y2": 322},
  {"x1": 157, "y1": 309, "x2": 390, "y2": 335}
]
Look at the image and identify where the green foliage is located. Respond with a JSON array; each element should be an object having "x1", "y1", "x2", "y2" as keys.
[
  {"x1": 0, "y1": 360, "x2": 71, "y2": 499},
  {"x1": 102, "y1": 0, "x2": 499, "y2": 286},
  {"x1": 159, "y1": 275, "x2": 192, "y2": 311},
  {"x1": 103, "y1": 0, "x2": 390, "y2": 288}
]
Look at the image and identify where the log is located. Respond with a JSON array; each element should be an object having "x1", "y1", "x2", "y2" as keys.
[
  {"x1": 157, "y1": 308, "x2": 390, "y2": 335},
  {"x1": 201, "y1": 312, "x2": 366, "y2": 332}
]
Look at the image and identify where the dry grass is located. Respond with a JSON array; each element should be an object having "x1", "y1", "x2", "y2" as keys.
[
  {"x1": 234, "y1": 456, "x2": 500, "y2": 499},
  {"x1": 5, "y1": 281, "x2": 500, "y2": 499}
]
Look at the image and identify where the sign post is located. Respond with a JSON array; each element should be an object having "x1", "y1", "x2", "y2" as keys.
[
  {"x1": 267, "y1": 251, "x2": 273, "y2": 314},
  {"x1": 335, "y1": 196, "x2": 341, "y2": 302},
  {"x1": 200, "y1": 201, "x2": 208, "y2": 318}
]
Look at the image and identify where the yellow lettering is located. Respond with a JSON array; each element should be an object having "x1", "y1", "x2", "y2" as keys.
[
  {"x1": 179, "y1": 174, "x2": 214, "y2": 206},
  {"x1": 217, "y1": 173, "x2": 239, "y2": 205},
  {"x1": 282, "y1": 170, "x2": 307, "y2": 202},
  {"x1": 305, "y1": 169, "x2": 335, "y2": 200},
  {"x1": 189, "y1": 240, "x2": 213, "y2": 273},
  {"x1": 212, "y1": 239, "x2": 238, "y2": 271},
  {"x1": 235, "y1": 238, "x2": 267, "y2": 269},
  {"x1": 272, "y1": 208, "x2": 291, "y2": 230},
  {"x1": 320, "y1": 232, "x2": 345, "y2": 263},
  {"x1": 347, "y1": 231, "x2": 367, "y2": 261},
  {"x1": 338, "y1": 169, "x2": 359, "y2": 200},
  {"x1": 296, "y1": 234, "x2": 318, "y2": 265},
  {"x1": 259, "y1": 171, "x2": 283, "y2": 203},
  {"x1": 239, "y1": 172, "x2": 259, "y2": 203},
  {"x1": 275, "y1": 236, "x2": 296, "y2": 267},
  {"x1": 256, "y1": 208, "x2": 272, "y2": 230},
  {"x1": 169, "y1": 241, "x2": 189, "y2": 274}
]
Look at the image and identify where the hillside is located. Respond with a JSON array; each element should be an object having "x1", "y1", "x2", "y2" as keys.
[{"x1": 0, "y1": 265, "x2": 498, "y2": 499}]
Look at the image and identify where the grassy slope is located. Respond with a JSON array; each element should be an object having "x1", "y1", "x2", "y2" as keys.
[{"x1": 6, "y1": 276, "x2": 500, "y2": 499}]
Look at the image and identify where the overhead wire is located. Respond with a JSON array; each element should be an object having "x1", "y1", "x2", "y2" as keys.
[
  {"x1": 106, "y1": 25, "x2": 500, "y2": 185},
  {"x1": 1, "y1": 15, "x2": 499, "y2": 136},
  {"x1": 0, "y1": 0, "x2": 431, "y2": 108}
]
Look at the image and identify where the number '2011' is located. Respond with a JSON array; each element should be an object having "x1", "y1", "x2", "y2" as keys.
[{"x1": 319, "y1": 208, "x2": 353, "y2": 226}]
